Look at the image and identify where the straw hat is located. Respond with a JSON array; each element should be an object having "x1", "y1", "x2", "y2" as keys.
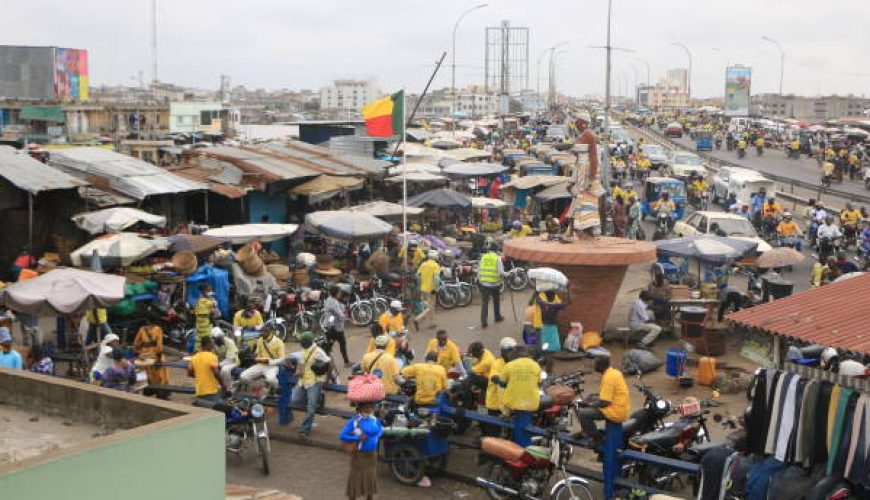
[{"x1": 171, "y1": 252, "x2": 198, "y2": 275}]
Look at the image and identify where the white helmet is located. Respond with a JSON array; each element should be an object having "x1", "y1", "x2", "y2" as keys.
[
  {"x1": 499, "y1": 337, "x2": 518, "y2": 349},
  {"x1": 820, "y1": 347, "x2": 838, "y2": 365},
  {"x1": 390, "y1": 300, "x2": 403, "y2": 311}
]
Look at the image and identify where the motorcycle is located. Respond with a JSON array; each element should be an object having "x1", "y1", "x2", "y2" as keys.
[
  {"x1": 737, "y1": 146, "x2": 746, "y2": 159},
  {"x1": 714, "y1": 137, "x2": 722, "y2": 150},
  {"x1": 817, "y1": 236, "x2": 841, "y2": 263},
  {"x1": 652, "y1": 211, "x2": 672, "y2": 241},
  {"x1": 477, "y1": 420, "x2": 594, "y2": 500},
  {"x1": 821, "y1": 173, "x2": 832, "y2": 188},
  {"x1": 503, "y1": 258, "x2": 531, "y2": 292},
  {"x1": 195, "y1": 396, "x2": 271, "y2": 475},
  {"x1": 788, "y1": 148, "x2": 800, "y2": 160},
  {"x1": 312, "y1": 332, "x2": 341, "y2": 384},
  {"x1": 756, "y1": 144, "x2": 764, "y2": 156}
]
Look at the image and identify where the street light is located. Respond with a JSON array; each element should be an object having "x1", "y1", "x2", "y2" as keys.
[
  {"x1": 761, "y1": 36, "x2": 785, "y2": 95},
  {"x1": 712, "y1": 47, "x2": 730, "y2": 67},
  {"x1": 451, "y1": 3, "x2": 488, "y2": 127},
  {"x1": 671, "y1": 42, "x2": 692, "y2": 106},
  {"x1": 546, "y1": 42, "x2": 570, "y2": 110}
]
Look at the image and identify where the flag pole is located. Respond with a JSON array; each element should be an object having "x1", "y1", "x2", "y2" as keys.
[{"x1": 402, "y1": 87, "x2": 408, "y2": 236}]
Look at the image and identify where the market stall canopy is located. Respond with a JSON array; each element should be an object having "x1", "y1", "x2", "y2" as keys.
[
  {"x1": 728, "y1": 272, "x2": 870, "y2": 355},
  {"x1": 0, "y1": 268, "x2": 125, "y2": 316},
  {"x1": 291, "y1": 175, "x2": 364, "y2": 204},
  {"x1": 71, "y1": 207, "x2": 167, "y2": 235},
  {"x1": 407, "y1": 188, "x2": 471, "y2": 209},
  {"x1": 470, "y1": 197, "x2": 507, "y2": 209},
  {"x1": 441, "y1": 148, "x2": 492, "y2": 162},
  {"x1": 70, "y1": 233, "x2": 170, "y2": 268},
  {"x1": 347, "y1": 201, "x2": 424, "y2": 218},
  {"x1": 388, "y1": 163, "x2": 443, "y2": 175},
  {"x1": 384, "y1": 171, "x2": 447, "y2": 184},
  {"x1": 442, "y1": 162, "x2": 508, "y2": 177},
  {"x1": 430, "y1": 139, "x2": 462, "y2": 150},
  {"x1": 502, "y1": 175, "x2": 572, "y2": 190},
  {"x1": 654, "y1": 235, "x2": 758, "y2": 265},
  {"x1": 203, "y1": 223, "x2": 300, "y2": 244},
  {"x1": 167, "y1": 234, "x2": 226, "y2": 254},
  {"x1": 535, "y1": 181, "x2": 574, "y2": 201},
  {"x1": 756, "y1": 247, "x2": 805, "y2": 269},
  {"x1": 305, "y1": 210, "x2": 394, "y2": 241},
  {"x1": 0, "y1": 146, "x2": 88, "y2": 194}
]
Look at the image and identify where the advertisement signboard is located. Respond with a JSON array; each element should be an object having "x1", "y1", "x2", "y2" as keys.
[
  {"x1": 725, "y1": 66, "x2": 751, "y2": 116},
  {"x1": 55, "y1": 48, "x2": 89, "y2": 101}
]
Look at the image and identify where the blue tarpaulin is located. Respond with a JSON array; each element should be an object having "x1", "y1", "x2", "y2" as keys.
[{"x1": 186, "y1": 264, "x2": 231, "y2": 318}]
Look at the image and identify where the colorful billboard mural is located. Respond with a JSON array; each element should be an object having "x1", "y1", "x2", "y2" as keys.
[
  {"x1": 724, "y1": 66, "x2": 751, "y2": 116},
  {"x1": 55, "y1": 48, "x2": 89, "y2": 101}
]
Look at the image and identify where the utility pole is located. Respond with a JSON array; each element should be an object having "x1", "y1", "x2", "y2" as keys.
[
  {"x1": 672, "y1": 42, "x2": 692, "y2": 107},
  {"x1": 761, "y1": 36, "x2": 785, "y2": 95},
  {"x1": 451, "y1": 3, "x2": 487, "y2": 132},
  {"x1": 151, "y1": 0, "x2": 159, "y2": 86}
]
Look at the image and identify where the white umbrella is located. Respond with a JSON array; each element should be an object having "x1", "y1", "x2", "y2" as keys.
[
  {"x1": 70, "y1": 233, "x2": 170, "y2": 268},
  {"x1": 72, "y1": 207, "x2": 167, "y2": 234},
  {"x1": 442, "y1": 162, "x2": 508, "y2": 177},
  {"x1": 305, "y1": 210, "x2": 394, "y2": 241},
  {"x1": 347, "y1": 201, "x2": 425, "y2": 218},
  {"x1": 203, "y1": 223, "x2": 299, "y2": 244},
  {"x1": 0, "y1": 268, "x2": 125, "y2": 315},
  {"x1": 470, "y1": 197, "x2": 507, "y2": 209}
]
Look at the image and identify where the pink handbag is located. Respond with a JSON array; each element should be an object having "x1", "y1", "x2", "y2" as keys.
[{"x1": 347, "y1": 373, "x2": 386, "y2": 403}]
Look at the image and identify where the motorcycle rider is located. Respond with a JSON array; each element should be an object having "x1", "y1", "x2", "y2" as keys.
[
  {"x1": 576, "y1": 355, "x2": 629, "y2": 448},
  {"x1": 689, "y1": 174, "x2": 709, "y2": 207},
  {"x1": 378, "y1": 300, "x2": 406, "y2": 335},
  {"x1": 239, "y1": 324, "x2": 286, "y2": 391},
  {"x1": 468, "y1": 341, "x2": 495, "y2": 379},
  {"x1": 789, "y1": 138, "x2": 801, "y2": 158},
  {"x1": 491, "y1": 347, "x2": 541, "y2": 446},
  {"x1": 366, "y1": 323, "x2": 396, "y2": 357},
  {"x1": 736, "y1": 137, "x2": 747, "y2": 157},
  {"x1": 482, "y1": 337, "x2": 516, "y2": 437},
  {"x1": 858, "y1": 219, "x2": 870, "y2": 265},
  {"x1": 187, "y1": 336, "x2": 227, "y2": 403},
  {"x1": 817, "y1": 216, "x2": 843, "y2": 262},
  {"x1": 360, "y1": 334, "x2": 401, "y2": 395},
  {"x1": 653, "y1": 192, "x2": 676, "y2": 231},
  {"x1": 750, "y1": 188, "x2": 767, "y2": 223},
  {"x1": 754, "y1": 135, "x2": 765, "y2": 155},
  {"x1": 478, "y1": 243, "x2": 505, "y2": 328},
  {"x1": 776, "y1": 213, "x2": 803, "y2": 251},
  {"x1": 761, "y1": 197, "x2": 783, "y2": 237},
  {"x1": 400, "y1": 350, "x2": 448, "y2": 407},
  {"x1": 839, "y1": 202, "x2": 861, "y2": 248},
  {"x1": 212, "y1": 327, "x2": 239, "y2": 390},
  {"x1": 233, "y1": 299, "x2": 264, "y2": 345},
  {"x1": 425, "y1": 329, "x2": 462, "y2": 373}
]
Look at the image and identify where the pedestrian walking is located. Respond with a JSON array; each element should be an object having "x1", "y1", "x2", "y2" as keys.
[{"x1": 341, "y1": 401, "x2": 383, "y2": 500}]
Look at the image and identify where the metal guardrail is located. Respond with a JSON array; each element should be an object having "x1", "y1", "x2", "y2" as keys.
[{"x1": 628, "y1": 125, "x2": 870, "y2": 208}]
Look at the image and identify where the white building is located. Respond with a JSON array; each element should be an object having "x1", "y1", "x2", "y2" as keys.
[
  {"x1": 665, "y1": 69, "x2": 688, "y2": 94},
  {"x1": 319, "y1": 79, "x2": 381, "y2": 114},
  {"x1": 169, "y1": 102, "x2": 239, "y2": 134}
]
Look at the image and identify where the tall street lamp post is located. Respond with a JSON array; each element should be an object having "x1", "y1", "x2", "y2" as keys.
[{"x1": 451, "y1": 3, "x2": 488, "y2": 130}]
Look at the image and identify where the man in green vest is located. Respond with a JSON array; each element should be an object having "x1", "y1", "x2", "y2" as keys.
[{"x1": 477, "y1": 243, "x2": 504, "y2": 328}]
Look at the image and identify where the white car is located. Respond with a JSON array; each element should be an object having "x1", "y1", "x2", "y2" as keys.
[
  {"x1": 666, "y1": 151, "x2": 708, "y2": 179},
  {"x1": 711, "y1": 166, "x2": 775, "y2": 206},
  {"x1": 640, "y1": 144, "x2": 669, "y2": 167},
  {"x1": 674, "y1": 211, "x2": 772, "y2": 252}
]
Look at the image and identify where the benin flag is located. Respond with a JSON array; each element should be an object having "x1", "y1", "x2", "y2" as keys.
[{"x1": 362, "y1": 91, "x2": 404, "y2": 137}]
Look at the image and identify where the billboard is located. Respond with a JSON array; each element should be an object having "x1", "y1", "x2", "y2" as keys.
[
  {"x1": 0, "y1": 46, "x2": 56, "y2": 100},
  {"x1": 55, "y1": 48, "x2": 89, "y2": 101},
  {"x1": 725, "y1": 66, "x2": 751, "y2": 116}
]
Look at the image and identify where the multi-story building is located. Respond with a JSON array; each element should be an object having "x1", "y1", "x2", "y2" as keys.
[
  {"x1": 643, "y1": 68, "x2": 689, "y2": 110},
  {"x1": 319, "y1": 79, "x2": 381, "y2": 114},
  {"x1": 665, "y1": 69, "x2": 688, "y2": 94},
  {"x1": 169, "y1": 101, "x2": 239, "y2": 135},
  {"x1": 751, "y1": 94, "x2": 870, "y2": 120}
]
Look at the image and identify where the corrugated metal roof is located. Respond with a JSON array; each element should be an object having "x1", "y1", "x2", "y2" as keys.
[
  {"x1": 167, "y1": 165, "x2": 249, "y2": 199},
  {"x1": 0, "y1": 146, "x2": 87, "y2": 194},
  {"x1": 728, "y1": 273, "x2": 870, "y2": 355},
  {"x1": 48, "y1": 147, "x2": 206, "y2": 200}
]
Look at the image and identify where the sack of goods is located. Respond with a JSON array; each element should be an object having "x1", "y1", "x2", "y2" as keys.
[
  {"x1": 481, "y1": 437, "x2": 525, "y2": 461},
  {"x1": 529, "y1": 267, "x2": 568, "y2": 292},
  {"x1": 347, "y1": 373, "x2": 386, "y2": 403},
  {"x1": 545, "y1": 385, "x2": 577, "y2": 405}
]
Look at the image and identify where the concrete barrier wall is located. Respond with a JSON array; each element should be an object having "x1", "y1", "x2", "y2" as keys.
[{"x1": 0, "y1": 368, "x2": 225, "y2": 500}]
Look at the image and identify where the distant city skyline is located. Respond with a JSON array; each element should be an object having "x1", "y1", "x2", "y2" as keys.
[{"x1": 4, "y1": 0, "x2": 870, "y2": 99}]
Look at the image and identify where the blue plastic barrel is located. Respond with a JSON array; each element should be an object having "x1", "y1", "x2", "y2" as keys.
[{"x1": 666, "y1": 348, "x2": 687, "y2": 377}]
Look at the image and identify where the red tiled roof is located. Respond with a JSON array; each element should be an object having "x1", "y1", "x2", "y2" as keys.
[{"x1": 727, "y1": 273, "x2": 870, "y2": 355}]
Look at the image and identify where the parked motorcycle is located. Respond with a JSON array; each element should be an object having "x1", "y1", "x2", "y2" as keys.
[
  {"x1": 503, "y1": 258, "x2": 530, "y2": 292},
  {"x1": 195, "y1": 396, "x2": 271, "y2": 475},
  {"x1": 477, "y1": 420, "x2": 594, "y2": 500}
]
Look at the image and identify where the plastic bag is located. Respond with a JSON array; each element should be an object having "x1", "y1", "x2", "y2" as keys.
[
  {"x1": 564, "y1": 322, "x2": 582, "y2": 352},
  {"x1": 581, "y1": 331, "x2": 602, "y2": 351},
  {"x1": 528, "y1": 267, "x2": 568, "y2": 286},
  {"x1": 347, "y1": 373, "x2": 386, "y2": 403},
  {"x1": 622, "y1": 349, "x2": 663, "y2": 374}
]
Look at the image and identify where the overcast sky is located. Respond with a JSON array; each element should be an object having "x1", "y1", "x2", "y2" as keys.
[{"x1": 5, "y1": 0, "x2": 870, "y2": 99}]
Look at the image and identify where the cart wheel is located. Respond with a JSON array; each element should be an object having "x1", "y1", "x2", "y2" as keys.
[{"x1": 388, "y1": 444, "x2": 426, "y2": 485}]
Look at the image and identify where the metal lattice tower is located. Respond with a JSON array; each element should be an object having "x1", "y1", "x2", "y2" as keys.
[{"x1": 484, "y1": 21, "x2": 529, "y2": 99}]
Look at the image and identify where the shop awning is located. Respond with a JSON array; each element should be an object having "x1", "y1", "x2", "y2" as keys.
[
  {"x1": 292, "y1": 175, "x2": 364, "y2": 204},
  {"x1": 20, "y1": 106, "x2": 65, "y2": 123}
]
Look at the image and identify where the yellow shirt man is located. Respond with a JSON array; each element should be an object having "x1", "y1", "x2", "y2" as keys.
[
  {"x1": 508, "y1": 225, "x2": 532, "y2": 238},
  {"x1": 401, "y1": 362, "x2": 447, "y2": 405},
  {"x1": 417, "y1": 259, "x2": 441, "y2": 294},
  {"x1": 841, "y1": 209, "x2": 861, "y2": 226},
  {"x1": 425, "y1": 338, "x2": 461, "y2": 371},
  {"x1": 254, "y1": 335, "x2": 286, "y2": 362},
  {"x1": 298, "y1": 344, "x2": 329, "y2": 387},
  {"x1": 188, "y1": 350, "x2": 221, "y2": 397},
  {"x1": 776, "y1": 220, "x2": 801, "y2": 237},
  {"x1": 86, "y1": 308, "x2": 108, "y2": 325},
  {"x1": 471, "y1": 349, "x2": 496, "y2": 379},
  {"x1": 500, "y1": 357, "x2": 541, "y2": 412},
  {"x1": 233, "y1": 310, "x2": 264, "y2": 329},
  {"x1": 378, "y1": 312, "x2": 405, "y2": 334},
  {"x1": 823, "y1": 161, "x2": 835, "y2": 176},
  {"x1": 485, "y1": 357, "x2": 507, "y2": 411},
  {"x1": 598, "y1": 367, "x2": 630, "y2": 423},
  {"x1": 636, "y1": 157, "x2": 651, "y2": 171},
  {"x1": 366, "y1": 336, "x2": 396, "y2": 356},
  {"x1": 360, "y1": 349, "x2": 400, "y2": 395},
  {"x1": 691, "y1": 179, "x2": 709, "y2": 193},
  {"x1": 399, "y1": 246, "x2": 425, "y2": 268}
]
